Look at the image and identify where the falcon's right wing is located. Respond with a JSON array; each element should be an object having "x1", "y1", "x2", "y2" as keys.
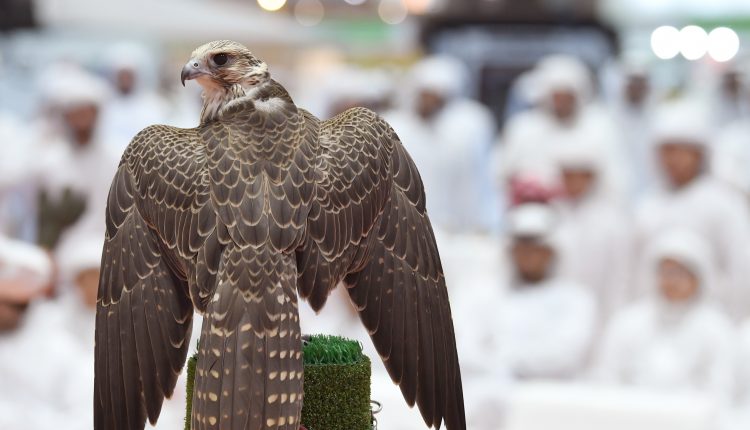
[{"x1": 95, "y1": 125, "x2": 212, "y2": 430}]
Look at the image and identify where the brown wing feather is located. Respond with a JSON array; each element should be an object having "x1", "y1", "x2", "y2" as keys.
[
  {"x1": 190, "y1": 96, "x2": 314, "y2": 429},
  {"x1": 95, "y1": 163, "x2": 194, "y2": 430},
  {"x1": 96, "y1": 124, "x2": 216, "y2": 430},
  {"x1": 297, "y1": 107, "x2": 466, "y2": 430},
  {"x1": 345, "y1": 144, "x2": 465, "y2": 429},
  {"x1": 296, "y1": 108, "x2": 391, "y2": 307}
]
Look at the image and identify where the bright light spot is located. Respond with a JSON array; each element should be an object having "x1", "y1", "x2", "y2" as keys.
[
  {"x1": 651, "y1": 26, "x2": 680, "y2": 60},
  {"x1": 708, "y1": 27, "x2": 740, "y2": 62},
  {"x1": 378, "y1": 0, "x2": 408, "y2": 25},
  {"x1": 345, "y1": 0, "x2": 367, "y2": 4},
  {"x1": 295, "y1": 0, "x2": 325, "y2": 26},
  {"x1": 404, "y1": 0, "x2": 431, "y2": 14},
  {"x1": 679, "y1": 25, "x2": 709, "y2": 61},
  {"x1": 257, "y1": 0, "x2": 286, "y2": 12}
]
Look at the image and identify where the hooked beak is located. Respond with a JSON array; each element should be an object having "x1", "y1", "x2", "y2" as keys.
[{"x1": 181, "y1": 60, "x2": 209, "y2": 86}]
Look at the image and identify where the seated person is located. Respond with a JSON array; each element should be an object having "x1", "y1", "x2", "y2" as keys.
[
  {"x1": 553, "y1": 137, "x2": 632, "y2": 320},
  {"x1": 594, "y1": 230, "x2": 735, "y2": 405},
  {"x1": 0, "y1": 236, "x2": 52, "y2": 332},
  {"x1": 460, "y1": 204, "x2": 596, "y2": 429},
  {"x1": 493, "y1": 203, "x2": 596, "y2": 379},
  {"x1": 0, "y1": 236, "x2": 65, "y2": 429},
  {"x1": 635, "y1": 100, "x2": 750, "y2": 320}
]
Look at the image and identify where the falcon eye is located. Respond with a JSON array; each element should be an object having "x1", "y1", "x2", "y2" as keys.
[{"x1": 213, "y1": 53, "x2": 228, "y2": 66}]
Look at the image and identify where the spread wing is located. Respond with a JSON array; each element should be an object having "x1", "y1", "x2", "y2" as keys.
[
  {"x1": 297, "y1": 108, "x2": 466, "y2": 430},
  {"x1": 94, "y1": 125, "x2": 210, "y2": 429}
]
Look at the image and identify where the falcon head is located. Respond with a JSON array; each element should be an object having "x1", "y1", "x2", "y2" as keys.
[{"x1": 181, "y1": 40, "x2": 269, "y2": 90}]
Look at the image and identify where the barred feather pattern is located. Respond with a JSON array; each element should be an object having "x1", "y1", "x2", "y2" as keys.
[{"x1": 94, "y1": 79, "x2": 465, "y2": 430}]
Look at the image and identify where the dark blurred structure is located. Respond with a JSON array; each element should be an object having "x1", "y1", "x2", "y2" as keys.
[
  {"x1": 420, "y1": 0, "x2": 617, "y2": 125},
  {"x1": 438, "y1": 0, "x2": 596, "y2": 19},
  {"x1": 0, "y1": 0, "x2": 36, "y2": 31}
]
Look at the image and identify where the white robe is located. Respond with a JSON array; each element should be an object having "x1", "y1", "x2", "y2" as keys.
[
  {"x1": 99, "y1": 92, "x2": 168, "y2": 153},
  {"x1": 385, "y1": 99, "x2": 499, "y2": 233},
  {"x1": 555, "y1": 197, "x2": 633, "y2": 318},
  {"x1": 594, "y1": 300, "x2": 735, "y2": 404},
  {"x1": 736, "y1": 320, "x2": 750, "y2": 403},
  {"x1": 0, "y1": 114, "x2": 38, "y2": 239},
  {"x1": 499, "y1": 279, "x2": 595, "y2": 379},
  {"x1": 0, "y1": 291, "x2": 202, "y2": 429},
  {"x1": 635, "y1": 176, "x2": 750, "y2": 319},
  {"x1": 711, "y1": 92, "x2": 746, "y2": 130},
  {"x1": 456, "y1": 274, "x2": 596, "y2": 429},
  {"x1": 712, "y1": 119, "x2": 750, "y2": 195},
  {"x1": 460, "y1": 275, "x2": 596, "y2": 380},
  {"x1": 297, "y1": 230, "x2": 506, "y2": 430},
  {"x1": 33, "y1": 137, "x2": 120, "y2": 249},
  {"x1": 0, "y1": 298, "x2": 81, "y2": 430},
  {"x1": 609, "y1": 103, "x2": 658, "y2": 199},
  {"x1": 727, "y1": 320, "x2": 750, "y2": 429}
]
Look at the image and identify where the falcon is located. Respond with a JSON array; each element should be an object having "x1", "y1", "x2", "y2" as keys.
[{"x1": 94, "y1": 40, "x2": 465, "y2": 430}]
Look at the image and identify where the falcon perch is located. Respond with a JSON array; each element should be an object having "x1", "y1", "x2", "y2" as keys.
[{"x1": 94, "y1": 40, "x2": 465, "y2": 430}]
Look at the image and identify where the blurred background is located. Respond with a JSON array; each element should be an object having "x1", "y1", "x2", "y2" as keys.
[{"x1": 3, "y1": 0, "x2": 750, "y2": 429}]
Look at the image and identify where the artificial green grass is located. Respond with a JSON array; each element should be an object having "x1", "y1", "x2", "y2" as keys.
[
  {"x1": 184, "y1": 351, "x2": 198, "y2": 430},
  {"x1": 302, "y1": 334, "x2": 367, "y2": 365},
  {"x1": 301, "y1": 335, "x2": 372, "y2": 430},
  {"x1": 184, "y1": 335, "x2": 372, "y2": 430}
]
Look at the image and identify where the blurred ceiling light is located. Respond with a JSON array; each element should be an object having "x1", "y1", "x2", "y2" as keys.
[
  {"x1": 257, "y1": 0, "x2": 287, "y2": 12},
  {"x1": 708, "y1": 27, "x2": 740, "y2": 62},
  {"x1": 294, "y1": 0, "x2": 325, "y2": 26},
  {"x1": 651, "y1": 26, "x2": 680, "y2": 60},
  {"x1": 378, "y1": 0, "x2": 408, "y2": 25},
  {"x1": 679, "y1": 25, "x2": 709, "y2": 61},
  {"x1": 404, "y1": 0, "x2": 431, "y2": 14},
  {"x1": 345, "y1": 0, "x2": 368, "y2": 4}
]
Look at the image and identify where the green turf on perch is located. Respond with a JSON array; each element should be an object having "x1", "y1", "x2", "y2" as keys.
[
  {"x1": 185, "y1": 351, "x2": 199, "y2": 430},
  {"x1": 301, "y1": 335, "x2": 372, "y2": 430},
  {"x1": 184, "y1": 335, "x2": 372, "y2": 430}
]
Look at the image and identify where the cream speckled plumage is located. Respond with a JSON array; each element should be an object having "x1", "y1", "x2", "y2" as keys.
[{"x1": 94, "y1": 40, "x2": 465, "y2": 430}]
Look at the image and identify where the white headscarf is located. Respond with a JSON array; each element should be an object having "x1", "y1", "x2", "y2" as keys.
[
  {"x1": 651, "y1": 99, "x2": 713, "y2": 149},
  {"x1": 55, "y1": 235, "x2": 103, "y2": 286},
  {"x1": 551, "y1": 123, "x2": 619, "y2": 201},
  {"x1": 507, "y1": 203, "x2": 560, "y2": 250},
  {"x1": 409, "y1": 55, "x2": 469, "y2": 99},
  {"x1": 534, "y1": 55, "x2": 593, "y2": 106},
  {"x1": 105, "y1": 42, "x2": 149, "y2": 74},
  {"x1": 646, "y1": 230, "x2": 713, "y2": 289},
  {"x1": 47, "y1": 69, "x2": 110, "y2": 111},
  {"x1": 553, "y1": 132, "x2": 606, "y2": 174},
  {"x1": 0, "y1": 237, "x2": 52, "y2": 278},
  {"x1": 104, "y1": 42, "x2": 154, "y2": 93},
  {"x1": 36, "y1": 63, "x2": 109, "y2": 111},
  {"x1": 642, "y1": 230, "x2": 715, "y2": 322}
]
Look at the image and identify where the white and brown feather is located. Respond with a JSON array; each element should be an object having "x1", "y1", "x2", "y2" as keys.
[{"x1": 94, "y1": 41, "x2": 465, "y2": 430}]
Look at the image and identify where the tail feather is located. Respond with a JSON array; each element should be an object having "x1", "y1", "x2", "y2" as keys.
[{"x1": 191, "y1": 247, "x2": 303, "y2": 430}]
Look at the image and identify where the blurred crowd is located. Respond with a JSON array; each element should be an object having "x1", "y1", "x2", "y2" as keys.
[
  {"x1": 3, "y1": 38, "x2": 750, "y2": 429},
  {"x1": 0, "y1": 42, "x2": 201, "y2": 429}
]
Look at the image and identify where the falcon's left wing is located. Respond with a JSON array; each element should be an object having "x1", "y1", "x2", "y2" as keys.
[{"x1": 297, "y1": 108, "x2": 466, "y2": 430}]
